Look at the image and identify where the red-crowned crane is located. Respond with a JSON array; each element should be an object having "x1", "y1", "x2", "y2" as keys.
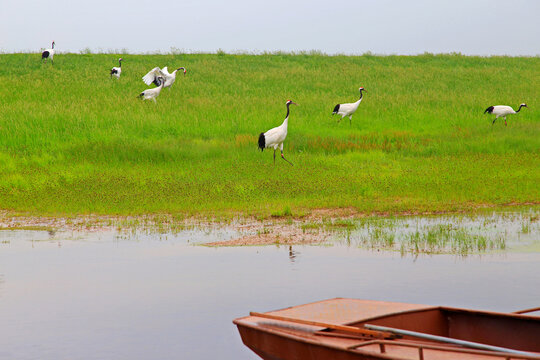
[
  {"x1": 142, "y1": 66, "x2": 186, "y2": 89},
  {"x1": 138, "y1": 77, "x2": 165, "y2": 103},
  {"x1": 258, "y1": 100, "x2": 298, "y2": 166},
  {"x1": 484, "y1": 103, "x2": 528, "y2": 126},
  {"x1": 332, "y1": 87, "x2": 367, "y2": 125},
  {"x1": 110, "y1": 58, "x2": 123, "y2": 79},
  {"x1": 41, "y1": 41, "x2": 55, "y2": 65}
]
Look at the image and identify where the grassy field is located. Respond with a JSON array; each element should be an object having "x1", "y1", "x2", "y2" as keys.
[{"x1": 0, "y1": 52, "x2": 538, "y2": 216}]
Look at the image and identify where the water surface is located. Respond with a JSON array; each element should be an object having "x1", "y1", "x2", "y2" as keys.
[{"x1": 0, "y1": 212, "x2": 539, "y2": 360}]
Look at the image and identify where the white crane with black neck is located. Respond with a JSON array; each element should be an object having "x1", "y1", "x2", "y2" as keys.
[
  {"x1": 41, "y1": 41, "x2": 55, "y2": 65},
  {"x1": 138, "y1": 77, "x2": 165, "y2": 103},
  {"x1": 484, "y1": 103, "x2": 528, "y2": 126},
  {"x1": 332, "y1": 87, "x2": 367, "y2": 125},
  {"x1": 258, "y1": 100, "x2": 298, "y2": 166},
  {"x1": 142, "y1": 66, "x2": 186, "y2": 88},
  {"x1": 110, "y1": 58, "x2": 123, "y2": 79}
]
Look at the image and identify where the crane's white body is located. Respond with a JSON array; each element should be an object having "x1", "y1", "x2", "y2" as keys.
[
  {"x1": 490, "y1": 105, "x2": 517, "y2": 117},
  {"x1": 333, "y1": 87, "x2": 366, "y2": 124},
  {"x1": 41, "y1": 41, "x2": 55, "y2": 64},
  {"x1": 262, "y1": 119, "x2": 289, "y2": 152},
  {"x1": 334, "y1": 99, "x2": 362, "y2": 119},
  {"x1": 111, "y1": 66, "x2": 122, "y2": 79},
  {"x1": 258, "y1": 100, "x2": 297, "y2": 165},
  {"x1": 485, "y1": 104, "x2": 527, "y2": 126},
  {"x1": 142, "y1": 66, "x2": 185, "y2": 88},
  {"x1": 139, "y1": 78, "x2": 165, "y2": 102},
  {"x1": 110, "y1": 58, "x2": 122, "y2": 79}
]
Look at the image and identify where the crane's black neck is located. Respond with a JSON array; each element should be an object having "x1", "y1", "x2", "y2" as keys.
[
  {"x1": 516, "y1": 104, "x2": 525, "y2": 112},
  {"x1": 119, "y1": 59, "x2": 122, "y2": 67},
  {"x1": 285, "y1": 103, "x2": 291, "y2": 119},
  {"x1": 359, "y1": 90, "x2": 364, "y2": 101}
]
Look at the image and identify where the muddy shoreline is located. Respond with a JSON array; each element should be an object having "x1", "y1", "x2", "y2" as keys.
[{"x1": 0, "y1": 204, "x2": 537, "y2": 247}]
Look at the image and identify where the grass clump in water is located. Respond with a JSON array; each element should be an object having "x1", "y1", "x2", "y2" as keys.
[{"x1": 331, "y1": 214, "x2": 525, "y2": 255}]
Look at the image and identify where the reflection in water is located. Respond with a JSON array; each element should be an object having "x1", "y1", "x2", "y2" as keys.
[{"x1": 288, "y1": 245, "x2": 299, "y2": 263}]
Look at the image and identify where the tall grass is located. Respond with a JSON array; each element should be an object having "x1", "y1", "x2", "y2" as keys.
[{"x1": 0, "y1": 53, "x2": 538, "y2": 215}]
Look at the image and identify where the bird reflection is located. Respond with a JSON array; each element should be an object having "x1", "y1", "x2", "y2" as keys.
[{"x1": 288, "y1": 246, "x2": 299, "y2": 263}]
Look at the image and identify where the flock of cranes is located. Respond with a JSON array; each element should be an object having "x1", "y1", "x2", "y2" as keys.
[
  {"x1": 41, "y1": 41, "x2": 530, "y2": 166},
  {"x1": 107, "y1": 57, "x2": 188, "y2": 102}
]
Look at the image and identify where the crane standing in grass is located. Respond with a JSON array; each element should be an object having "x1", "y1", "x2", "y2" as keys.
[
  {"x1": 139, "y1": 77, "x2": 165, "y2": 103},
  {"x1": 110, "y1": 58, "x2": 123, "y2": 79},
  {"x1": 142, "y1": 66, "x2": 186, "y2": 89},
  {"x1": 41, "y1": 41, "x2": 55, "y2": 65},
  {"x1": 484, "y1": 103, "x2": 528, "y2": 126},
  {"x1": 332, "y1": 87, "x2": 367, "y2": 125},
  {"x1": 258, "y1": 100, "x2": 298, "y2": 166}
]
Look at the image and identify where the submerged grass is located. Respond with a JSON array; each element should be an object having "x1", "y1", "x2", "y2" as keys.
[
  {"x1": 329, "y1": 211, "x2": 540, "y2": 255},
  {"x1": 0, "y1": 53, "x2": 538, "y2": 215}
]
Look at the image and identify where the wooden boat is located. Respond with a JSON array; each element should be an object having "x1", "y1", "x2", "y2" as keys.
[{"x1": 233, "y1": 298, "x2": 540, "y2": 360}]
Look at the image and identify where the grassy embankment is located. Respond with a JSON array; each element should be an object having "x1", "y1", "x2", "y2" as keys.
[{"x1": 0, "y1": 53, "x2": 538, "y2": 216}]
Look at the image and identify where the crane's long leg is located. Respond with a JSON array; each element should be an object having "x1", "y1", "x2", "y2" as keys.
[
  {"x1": 281, "y1": 151, "x2": 293, "y2": 166},
  {"x1": 504, "y1": 116, "x2": 507, "y2": 127},
  {"x1": 273, "y1": 149, "x2": 276, "y2": 164},
  {"x1": 349, "y1": 115, "x2": 352, "y2": 126}
]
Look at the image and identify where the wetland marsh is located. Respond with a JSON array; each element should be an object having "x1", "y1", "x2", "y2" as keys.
[
  {"x1": 0, "y1": 51, "x2": 538, "y2": 359},
  {"x1": 0, "y1": 211, "x2": 538, "y2": 359}
]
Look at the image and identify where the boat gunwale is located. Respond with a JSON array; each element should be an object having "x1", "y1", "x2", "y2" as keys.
[{"x1": 339, "y1": 305, "x2": 540, "y2": 328}]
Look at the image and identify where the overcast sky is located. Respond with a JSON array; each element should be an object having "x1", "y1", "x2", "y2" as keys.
[{"x1": 1, "y1": 0, "x2": 539, "y2": 55}]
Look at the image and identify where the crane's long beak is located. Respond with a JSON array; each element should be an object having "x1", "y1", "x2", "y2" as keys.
[{"x1": 292, "y1": 102, "x2": 298, "y2": 106}]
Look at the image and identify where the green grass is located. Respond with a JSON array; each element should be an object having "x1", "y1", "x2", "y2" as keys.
[
  {"x1": 0, "y1": 52, "x2": 538, "y2": 216},
  {"x1": 329, "y1": 213, "x2": 532, "y2": 255}
]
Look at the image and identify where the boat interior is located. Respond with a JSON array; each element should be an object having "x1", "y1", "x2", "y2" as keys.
[{"x1": 345, "y1": 307, "x2": 540, "y2": 353}]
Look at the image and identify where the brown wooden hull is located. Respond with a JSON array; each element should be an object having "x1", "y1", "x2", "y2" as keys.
[
  {"x1": 237, "y1": 323, "x2": 398, "y2": 360},
  {"x1": 233, "y1": 298, "x2": 540, "y2": 360}
]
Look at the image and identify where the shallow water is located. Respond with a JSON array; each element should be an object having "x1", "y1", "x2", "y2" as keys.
[{"x1": 0, "y1": 213, "x2": 539, "y2": 360}]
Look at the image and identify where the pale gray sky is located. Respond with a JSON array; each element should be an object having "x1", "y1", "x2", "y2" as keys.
[{"x1": 1, "y1": 0, "x2": 539, "y2": 55}]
